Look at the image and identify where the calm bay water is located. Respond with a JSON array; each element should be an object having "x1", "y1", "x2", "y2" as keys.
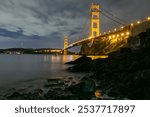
[
  {"x1": 0, "y1": 54, "x2": 82, "y2": 87},
  {"x1": 0, "y1": 54, "x2": 86, "y2": 98},
  {"x1": 0, "y1": 54, "x2": 106, "y2": 99}
]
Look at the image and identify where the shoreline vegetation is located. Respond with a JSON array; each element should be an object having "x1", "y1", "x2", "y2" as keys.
[{"x1": 3, "y1": 29, "x2": 150, "y2": 100}]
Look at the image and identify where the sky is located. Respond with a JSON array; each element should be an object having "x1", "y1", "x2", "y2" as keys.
[{"x1": 0, "y1": 0, "x2": 149, "y2": 49}]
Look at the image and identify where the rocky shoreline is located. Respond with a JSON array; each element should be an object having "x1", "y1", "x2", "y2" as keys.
[
  {"x1": 5, "y1": 75, "x2": 114, "y2": 100},
  {"x1": 5, "y1": 29, "x2": 150, "y2": 100},
  {"x1": 2, "y1": 56, "x2": 115, "y2": 100},
  {"x1": 5, "y1": 76, "x2": 101, "y2": 100},
  {"x1": 67, "y1": 47, "x2": 150, "y2": 100},
  {"x1": 5, "y1": 48, "x2": 150, "y2": 100},
  {"x1": 65, "y1": 29, "x2": 150, "y2": 100}
]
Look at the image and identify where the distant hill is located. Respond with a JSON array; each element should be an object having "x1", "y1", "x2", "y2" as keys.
[{"x1": 0, "y1": 48, "x2": 75, "y2": 55}]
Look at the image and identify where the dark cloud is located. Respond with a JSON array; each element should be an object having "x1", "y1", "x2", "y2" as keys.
[
  {"x1": 0, "y1": 28, "x2": 41, "y2": 40},
  {"x1": 0, "y1": 0, "x2": 149, "y2": 48}
]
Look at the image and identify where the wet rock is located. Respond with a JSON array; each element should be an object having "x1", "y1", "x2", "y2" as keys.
[
  {"x1": 68, "y1": 61, "x2": 92, "y2": 72},
  {"x1": 47, "y1": 78, "x2": 60, "y2": 83},
  {"x1": 142, "y1": 55, "x2": 150, "y2": 69},
  {"x1": 72, "y1": 81, "x2": 76, "y2": 85},
  {"x1": 6, "y1": 88, "x2": 45, "y2": 100},
  {"x1": 74, "y1": 80, "x2": 95, "y2": 93},
  {"x1": 7, "y1": 92, "x2": 24, "y2": 100},
  {"x1": 120, "y1": 47, "x2": 132, "y2": 53},
  {"x1": 44, "y1": 90, "x2": 75, "y2": 100},
  {"x1": 66, "y1": 79, "x2": 96, "y2": 100},
  {"x1": 32, "y1": 89, "x2": 44, "y2": 97},
  {"x1": 44, "y1": 90, "x2": 56, "y2": 99},
  {"x1": 68, "y1": 76, "x2": 73, "y2": 80},
  {"x1": 44, "y1": 82, "x2": 64, "y2": 88}
]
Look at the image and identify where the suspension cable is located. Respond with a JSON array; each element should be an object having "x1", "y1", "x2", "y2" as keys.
[
  {"x1": 100, "y1": 10, "x2": 126, "y2": 26},
  {"x1": 101, "y1": 8, "x2": 128, "y2": 25}
]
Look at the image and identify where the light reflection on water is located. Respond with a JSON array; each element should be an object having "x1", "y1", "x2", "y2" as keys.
[
  {"x1": 43, "y1": 55, "x2": 107, "y2": 64},
  {"x1": 0, "y1": 54, "x2": 107, "y2": 86},
  {"x1": 0, "y1": 54, "x2": 81, "y2": 86},
  {"x1": 0, "y1": 54, "x2": 86, "y2": 98},
  {"x1": 0, "y1": 54, "x2": 107, "y2": 96},
  {"x1": 43, "y1": 55, "x2": 81, "y2": 64}
]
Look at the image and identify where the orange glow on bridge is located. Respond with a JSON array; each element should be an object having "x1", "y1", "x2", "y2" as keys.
[{"x1": 63, "y1": 1, "x2": 150, "y2": 53}]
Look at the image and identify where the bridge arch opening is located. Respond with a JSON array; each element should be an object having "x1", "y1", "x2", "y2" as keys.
[
  {"x1": 93, "y1": 15, "x2": 98, "y2": 19},
  {"x1": 93, "y1": 22, "x2": 98, "y2": 28},
  {"x1": 93, "y1": 31, "x2": 97, "y2": 36}
]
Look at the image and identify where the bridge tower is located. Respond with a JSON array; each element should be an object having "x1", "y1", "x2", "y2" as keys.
[
  {"x1": 64, "y1": 35, "x2": 68, "y2": 55},
  {"x1": 90, "y1": 0, "x2": 100, "y2": 41}
]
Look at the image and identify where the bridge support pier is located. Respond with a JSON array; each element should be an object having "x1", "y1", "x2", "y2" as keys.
[
  {"x1": 79, "y1": 40, "x2": 106, "y2": 55},
  {"x1": 64, "y1": 35, "x2": 68, "y2": 55},
  {"x1": 90, "y1": 1, "x2": 100, "y2": 42},
  {"x1": 79, "y1": 43, "x2": 90, "y2": 55}
]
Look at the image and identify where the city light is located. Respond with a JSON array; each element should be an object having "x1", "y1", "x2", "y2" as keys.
[
  {"x1": 114, "y1": 28, "x2": 117, "y2": 31},
  {"x1": 147, "y1": 17, "x2": 150, "y2": 21},
  {"x1": 108, "y1": 30, "x2": 111, "y2": 33},
  {"x1": 117, "y1": 34, "x2": 119, "y2": 37},
  {"x1": 104, "y1": 32, "x2": 106, "y2": 34}
]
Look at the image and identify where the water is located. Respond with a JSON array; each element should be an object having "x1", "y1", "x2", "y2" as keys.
[{"x1": 0, "y1": 54, "x2": 84, "y2": 98}]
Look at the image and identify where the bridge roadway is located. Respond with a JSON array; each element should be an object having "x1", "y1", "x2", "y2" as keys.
[{"x1": 65, "y1": 19, "x2": 150, "y2": 50}]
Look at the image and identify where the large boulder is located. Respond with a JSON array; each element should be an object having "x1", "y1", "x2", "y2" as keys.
[{"x1": 66, "y1": 79, "x2": 96, "y2": 99}]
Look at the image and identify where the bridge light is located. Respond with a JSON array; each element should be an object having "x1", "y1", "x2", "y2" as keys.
[
  {"x1": 89, "y1": 36, "x2": 92, "y2": 39},
  {"x1": 126, "y1": 32, "x2": 130, "y2": 35},
  {"x1": 121, "y1": 26, "x2": 124, "y2": 29},
  {"x1": 130, "y1": 23, "x2": 134, "y2": 27},
  {"x1": 137, "y1": 21, "x2": 141, "y2": 24},
  {"x1": 121, "y1": 33, "x2": 124, "y2": 36},
  {"x1": 117, "y1": 34, "x2": 119, "y2": 37},
  {"x1": 113, "y1": 35, "x2": 116, "y2": 38},
  {"x1": 147, "y1": 17, "x2": 150, "y2": 21},
  {"x1": 109, "y1": 36, "x2": 112, "y2": 39}
]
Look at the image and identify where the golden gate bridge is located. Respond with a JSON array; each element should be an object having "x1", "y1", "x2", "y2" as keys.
[{"x1": 63, "y1": 0, "x2": 150, "y2": 55}]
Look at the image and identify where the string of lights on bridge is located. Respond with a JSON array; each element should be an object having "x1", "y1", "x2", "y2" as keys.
[
  {"x1": 63, "y1": 1, "x2": 150, "y2": 54},
  {"x1": 65, "y1": 16, "x2": 150, "y2": 49},
  {"x1": 101, "y1": 16, "x2": 150, "y2": 37}
]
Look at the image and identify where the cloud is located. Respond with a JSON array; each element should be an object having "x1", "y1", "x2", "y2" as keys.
[
  {"x1": 0, "y1": 0, "x2": 149, "y2": 48},
  {"x1": 99, "y1": 0, "x2": 150, "y2": 30}
]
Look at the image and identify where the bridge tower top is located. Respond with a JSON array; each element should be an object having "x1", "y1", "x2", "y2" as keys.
[
  {"x1": 90, "y1": 0, "x2": 100, "y2": 38},
  {"x1": 64, "y1": 35, "x2": 68, "y2": 48}
]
